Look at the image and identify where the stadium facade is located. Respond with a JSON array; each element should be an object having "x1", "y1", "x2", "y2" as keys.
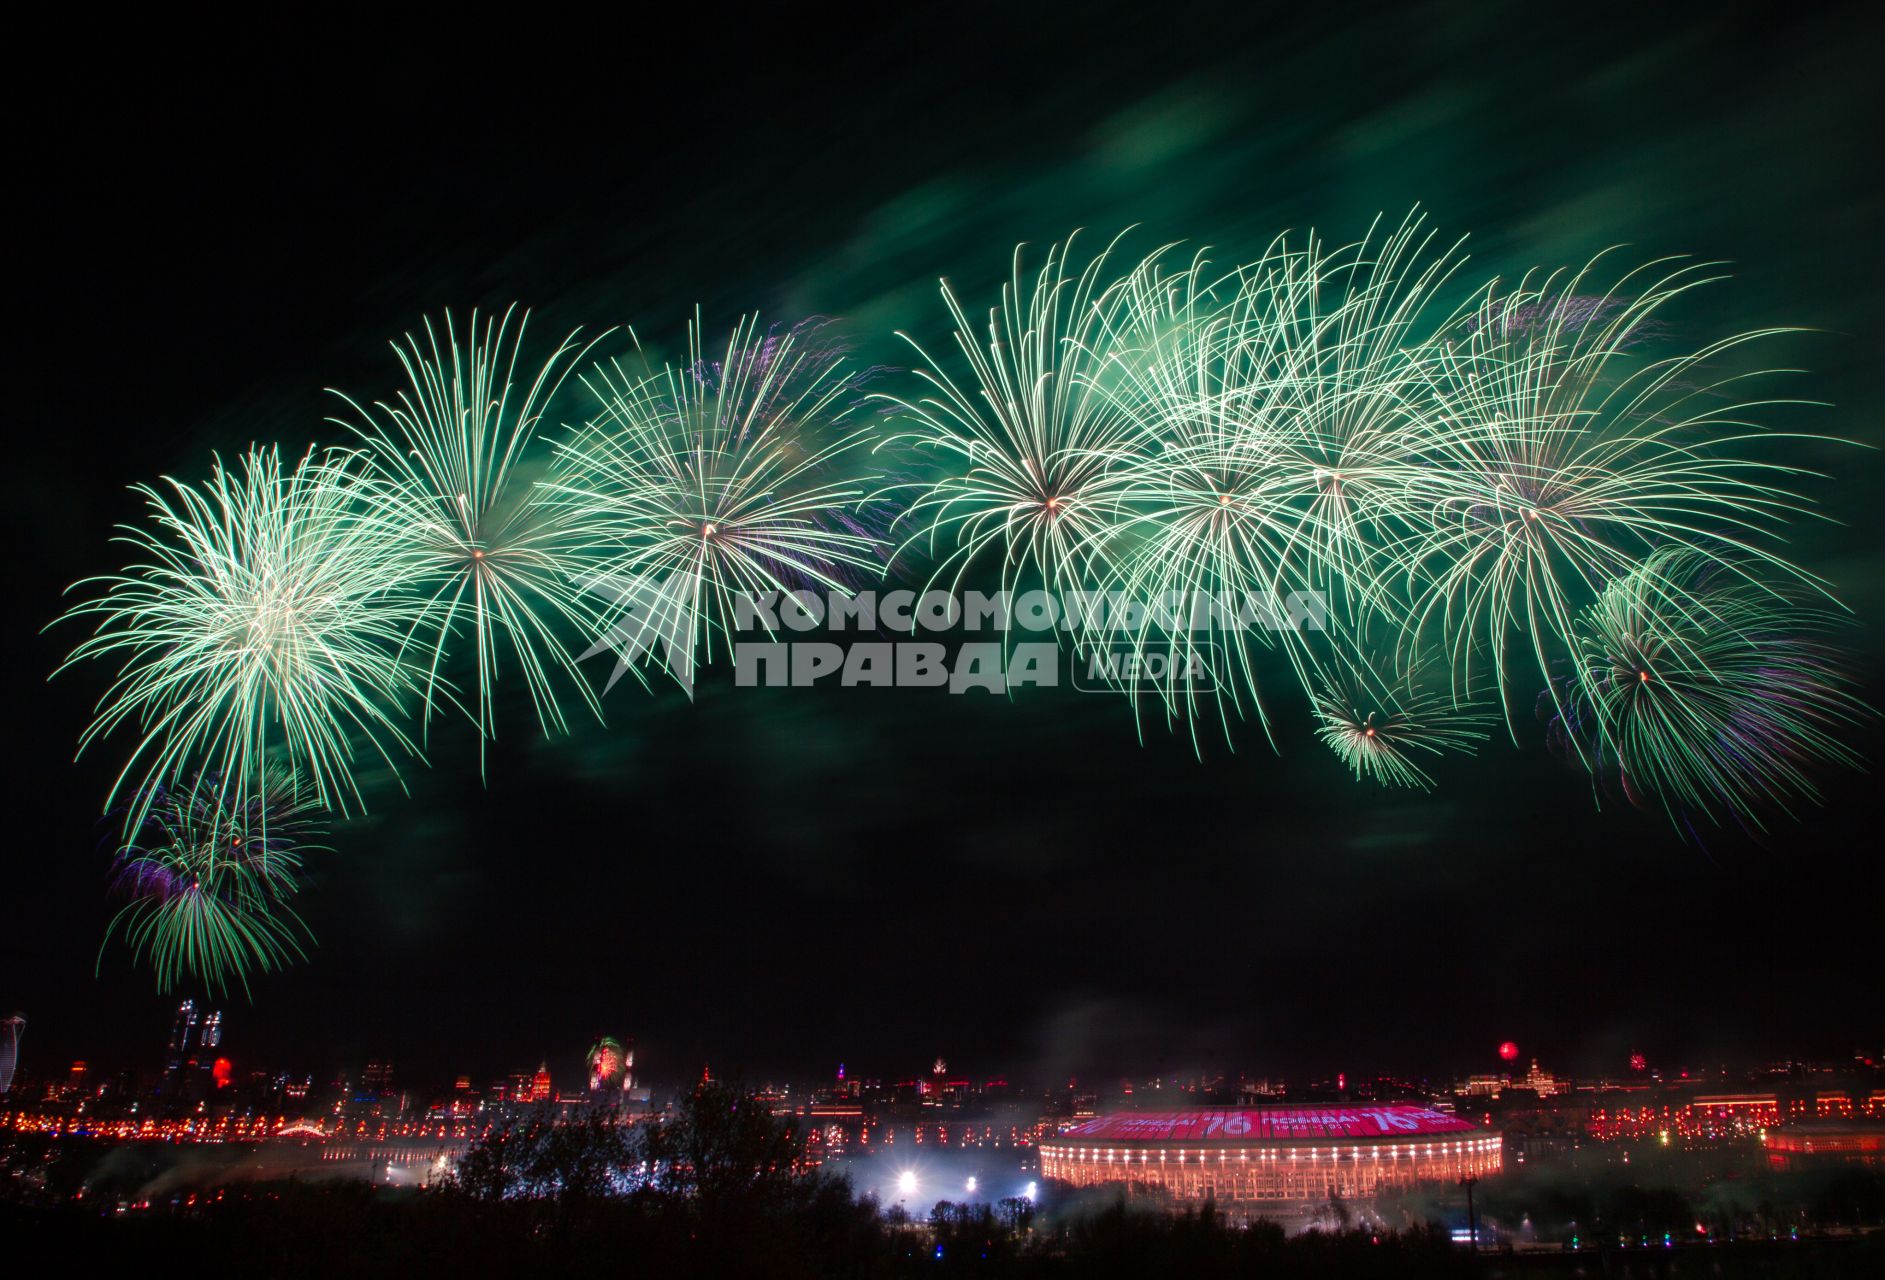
[{"x1": 1039, "y1": 1105, "x2": 1500, "y2": 1210}]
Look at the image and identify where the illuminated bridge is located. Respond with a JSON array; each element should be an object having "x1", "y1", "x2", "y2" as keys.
[{"x1": 1039, "y1": 1105, "x2": 1500, "y2": 1209}]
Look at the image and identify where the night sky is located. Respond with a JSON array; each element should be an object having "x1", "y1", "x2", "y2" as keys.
[{"x1": 7, "y1": 5, "x2": 1882, "y2": 1095}]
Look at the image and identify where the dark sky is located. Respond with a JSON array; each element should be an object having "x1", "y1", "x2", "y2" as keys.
[{"x1": 6, "y1": 4, "x2": 1882, "y2": 1096}]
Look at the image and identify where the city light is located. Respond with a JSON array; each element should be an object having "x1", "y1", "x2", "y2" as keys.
[{"x1": 896, "y1": 1170, "x2": 917, "y2": 1197}]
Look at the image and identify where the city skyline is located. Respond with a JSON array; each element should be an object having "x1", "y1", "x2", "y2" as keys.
[
  {"x1": 7, "y1": 993, "x2": 1877, "y2": 1217},
  {"x1": 4, "y1": 991, "x2": 1879, "y2": 1105}
]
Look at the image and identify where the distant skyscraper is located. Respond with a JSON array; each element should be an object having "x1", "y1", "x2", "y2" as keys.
[
  {"x1": 199, "y1": 1009, "x2": 222, "y2": 1049},
  {"x1": 0, "y1": 1015, "x2": 23, "y2": 1094},
  {"x1": 165, "y1": 1000, "x2": 199, "y2": 1076}
]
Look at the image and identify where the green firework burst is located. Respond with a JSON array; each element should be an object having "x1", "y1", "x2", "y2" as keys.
[
  {"x1": 332, "y1": 306, "x2": 610, "y2": 768},
  {"x1": 544, "y1": 314, "x2": 879, "y2": 691},
  {"x1": 1565, "y1": 547, "x2": 1865, "y2": 830},
  {"x1": 102, "y1": 774, "x2": 320, "y2": 996},
  {"x1": 58, "y1": 445, "x2": 423, "y2": 829}
]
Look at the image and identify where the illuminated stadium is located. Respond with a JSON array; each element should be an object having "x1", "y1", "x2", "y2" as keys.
[{"x1": 1039, "y1": 1106, "x2": 1501, "y2": 1209}]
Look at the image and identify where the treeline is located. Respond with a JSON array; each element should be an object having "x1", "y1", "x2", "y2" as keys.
[{"x1": 8, "y1": 1183, "x2": 1882, "y2": 1278}]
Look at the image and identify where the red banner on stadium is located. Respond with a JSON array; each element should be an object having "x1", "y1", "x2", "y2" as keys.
[{"x1": 1062, "y1": 1106, "x2": 1476, "y2": 1143}]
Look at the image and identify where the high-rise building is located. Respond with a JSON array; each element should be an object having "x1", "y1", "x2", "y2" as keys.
[
  {"x1": 0, "y1": 1014, "x2": 23, "y2": 1094},
  {"x1": 199, "y1": 1009, "x2": 222, "y2": 1050},
  {"x1": 165, "y1": 1000, "x2": 199, "y2": 1076}
]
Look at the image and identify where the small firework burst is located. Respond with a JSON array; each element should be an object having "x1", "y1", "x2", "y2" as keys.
[
  {"x1": 1563, "y1": 548, "x2": 1865, "y2": 831},
  {"x1": 102, "y1": 775, "x2": 321, "y2": 995},
  {"x1": 1313, "y1": 670, "x2": 1493, "y2": 790}
]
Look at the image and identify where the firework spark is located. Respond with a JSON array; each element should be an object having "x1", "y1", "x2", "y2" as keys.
[{"x1": 45, "y1": 212, "x2": 1869, "y2": 946}]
